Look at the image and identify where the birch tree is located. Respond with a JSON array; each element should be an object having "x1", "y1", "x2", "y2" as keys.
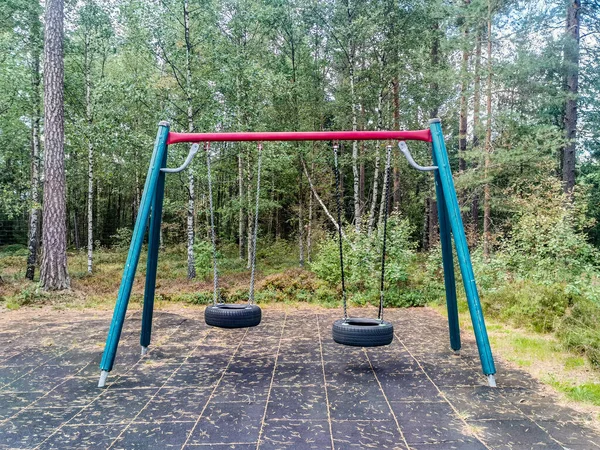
[{"x1": 25, "y1": 2, "x2": 42, "y2": 281}]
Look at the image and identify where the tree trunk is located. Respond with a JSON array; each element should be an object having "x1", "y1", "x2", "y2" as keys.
[
  {"x1": 85, "y1": 32, "x2": 94, "y2": 274},
  {"x1": 458, "y1": 0, "x2": 471, "y2": 174},
  {"x1": 302, "y1": 158, "x2": 345, "y2": 238},
  {"x1": 238, "y1": 151, "x2": 246, "y2": 258},
  {"x1": 378, "y1": 145, "x2": 392, "y2": 228},
  {"x1": 40, "y1": 0, "x2": 70, "y2": 290},
  {"x1": 367, "y1": 87, "x2": 384, "y2": 236},
  {"x1": 247, "y1": 149, "x2": 252, "y2": 269},
  {"x1": 429, "y1": 198, "x2": 438, "y2": 247},
  {"x1": 422, "y1": 198, "x2": 430, "y2": 250},
  {"x1": 307, "y1": 161, "x2": 314, "y2": 262},
  {"x1": 26, "y1": 5, "x2": 42, "y2": 281},
  {"x1": 359, "y1": 104, "x2": 365, "y2": 218},
  {"x1": 184, "y1": 0, "x2": 196, "y2": 279},
  {"x1": 268, "y1": 172, "x2": 275, "y2": 238},
  {"x1": 73, "y1": 211, "x2": 80, "y2": 250},
  {"x1": 298, "y1": 166, "x2": 304, "y2": 267},
  {"x1": 483, "y1": 6, "x2": 493, "y2": 258},
  {"x1": 427, "y1": 20, "x2": 441, "y2": 247},
  {"x1": 350, "y1": 63, "x2": 360, "y2": 232},
  {"x1": 392, "y1": 77, "x2": 401, "y2": 210},
  {"x1": 562, "y1": 0, "x2": 580, "y2": 194},
  {"x1": 471, "y1": 26, "x2": 483, "y2": 241}
]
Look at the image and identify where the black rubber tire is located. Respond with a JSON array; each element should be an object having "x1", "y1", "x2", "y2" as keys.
[
  {"x1": 332, "y1": 318, "x2": 394, "y2": 347},
  {"x1": 204, "y1": 304, "x2": 261, "y2": 328}
]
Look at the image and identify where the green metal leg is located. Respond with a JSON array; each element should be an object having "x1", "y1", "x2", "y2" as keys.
[
  {"x1": 98, "y1": 121, "x2": 170, "y2": 387},
  {"x1": 430, "y1": 119, "x2": 496, "y2": 386},
  {"x1": 140, "y1": 146, "x2": 168, "y2": 355},
  {"x1": 433, "y1": 150, "x2": 461, "y2": 352}
]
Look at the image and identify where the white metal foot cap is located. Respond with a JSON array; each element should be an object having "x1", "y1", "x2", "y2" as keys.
[{"x1": 98, "y1": 370, "x2": 109, "y2": 388}]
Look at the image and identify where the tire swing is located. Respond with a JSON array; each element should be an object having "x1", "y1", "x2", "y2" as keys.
[
  {"x1": 331, "y1": 142, "x2": 394, "y2": 347},
  {"x1": 204, "y1": 142, "x2": 262, "y2": 328}
]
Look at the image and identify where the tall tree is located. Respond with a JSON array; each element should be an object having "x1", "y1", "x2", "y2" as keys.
[
  {"x1": 483, "y1": 0, "x2": 493, "y2": 258},
  {"x1": 40, "y1": 0, "x2": 69, "y2": 290},
  {"x1": 470, "y1": 24, "x2": 483, "y2": 240},
  {"x1": 458, "y1": 0, "x2": 471, "y2": 174},
  {"x1": 25, "y1": 2, "x2": 43, "y2": 281},
  {"x1": 184, "y1": 0, "x2": 196, "y2": 278},
  {"x1": 562, "y1": 0, "x2": 580, "y2": 193}
]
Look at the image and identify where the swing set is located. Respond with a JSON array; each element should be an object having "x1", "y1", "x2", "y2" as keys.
[{"x1": 97, "y1": 118, "x2": 497, "y2": 388}]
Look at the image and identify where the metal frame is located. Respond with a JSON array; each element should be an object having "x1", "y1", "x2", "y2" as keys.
[{"x1": 97, "y1": 118, "x2": 496, "y2": 388}]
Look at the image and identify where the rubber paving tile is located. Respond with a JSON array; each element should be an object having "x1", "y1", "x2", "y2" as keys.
[{"x1": 0, "y1": 307, "x2": 597, "y2": 450}]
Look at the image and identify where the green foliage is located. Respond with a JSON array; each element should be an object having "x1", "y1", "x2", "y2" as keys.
[
  {"x1": 110, "y1": 228, "x2": 133, "y2": 249},
  {"x1": 194, "y1": 240, "x2": 215, "y2": 280},
  {"x1": 481, "y1": 281, "x2": 577, "y2": 333},
  {"x1": 311, "y1": 215, "x2": 424, "y2": 307},
  {"x1": 0, "y1": 244, "x2": 27, "y2": 255},
  {"x1": 557, "y1": 298, "x2": 600, "y2": 368},
  {"x1": 500, "y1": 180, "x2": 599, "y2": 283}
]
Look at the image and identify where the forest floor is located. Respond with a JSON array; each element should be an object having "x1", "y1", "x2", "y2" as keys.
[{"x1": 0, "y1": 244, "x2": 599, "y2": 426}]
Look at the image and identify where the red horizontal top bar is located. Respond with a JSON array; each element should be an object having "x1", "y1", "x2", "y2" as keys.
[{"x1": 167, "y1": 129, "x2": 432, "y2": 144}]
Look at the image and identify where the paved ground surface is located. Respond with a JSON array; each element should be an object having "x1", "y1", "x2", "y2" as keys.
[{"x1": 0, "y1": 306, "x2": 598, "y2": 450}]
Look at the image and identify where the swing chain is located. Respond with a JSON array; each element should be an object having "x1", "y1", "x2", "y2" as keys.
[
  {"x1": 332, "y1": 142, "x2": 348, "y2": 320},
  {"x1": 205, "y1": 142, "x2": 220, "y2": 305},
  {"x1": 379, "y1": 144, "x2": 393, "y2": 321},
  {"x1": 248, "y1": 142, "x2": 263, "y2": 304}
]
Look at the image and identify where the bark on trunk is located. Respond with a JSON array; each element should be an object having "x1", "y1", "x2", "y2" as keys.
[
  {"x1": 471, "y1": 26, "x2": 483, "y2": 241},
  {"x1": 378, "y1": 145, "x2": 392, "y2": 228},
  {"x1": 422, "y1": 198, "x2": 430, "y2": 250},
  {"x1": 429, "y1": 198, "x2": 438, "y2": 247},
  {"x1": 562, "y1": 0, "x2": 580, "y2": 194},
  {"x1": 85, "y1": 32, "x2": 94, "y2": 274},
  {"x1": 367, "y1": 88, "x2": 384, "y2": 236},
  {"x1": 350, "y1": 63, "x2": 360, "y2": 232},
  {"x1": 73, "y1": 211, "x2": 80, "y2": 250},
  {"x1": 483, "y1": 8, "x2": 493, "y2": 258},
  {"x1": 458, "y1": 0, "x2": 471, "y2": 174},
  {"x1": 302, "y1": 158, "x2": 346, "y2": 238},
  {"x1": 238, "y1": 151, "x2": 246, "y2": 258},
  {"x1": 40, "y1": 0, "x2": 70, "y2": 290},
  {"x1": 298, "y1": 165, "x2": 304, "y2": 267},
  {"x1": 184, "y1": 0, "x2": 196, "y2": 279},
  {"x1": 392, "y1": 77, "x2": 401, "y2": 210},
  {"x1": 26, "y1": 5, "x2": 42, "y2": 281},
  {"x1": 307, "y1": 160, "x2": 314, "y2": 262},
  {"x1": 426, "y1": 20, "x2": 441, "y2": 247}
]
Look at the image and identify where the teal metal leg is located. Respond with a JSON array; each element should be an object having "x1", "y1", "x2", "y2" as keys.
[
  {"x1": 98, "y1": 121, "x2": 170, "y2": 387},
  {"x1": 140, "y1": 145, "x2": 168, "y2": 355},
  {"x1": 433, "y1": 150, "x2": 461, "y2": 352},
  {"x1": 430, "y1": 119, "x2": 496, "y2": 385}
]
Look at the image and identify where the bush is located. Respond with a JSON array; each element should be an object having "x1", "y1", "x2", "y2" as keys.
[
  {"x1": 481, "y1": 281, "x2": 577, "y2": 333},
  {"x1": 0, "y1": 244, "x2": 27, "y2": 255},
  {"x1": 194, "y1": 240, "x2": 215, "y2": 280},
  {"x1": 110, "y1": 228, "x2": 133, "y2": 249},
  {"x1": 311, "y1": 214, "x2": 424, "y2": 307},
  {"x1": 557, "y1": 298, "x2": 600, "y2": 368},
  {"x1": 499, "y1": 179, "x2": 599, "y2": 283},
  {"x1": 253, "y1": 268, "x2": 337, "y2": 304}
]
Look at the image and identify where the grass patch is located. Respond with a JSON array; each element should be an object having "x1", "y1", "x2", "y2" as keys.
[
  {"x1": 565, "y1": 356, "x2": 586, "y2": 370},
  {"x1": 549, "y1": 379, "x2": 600, "y2": 406}
]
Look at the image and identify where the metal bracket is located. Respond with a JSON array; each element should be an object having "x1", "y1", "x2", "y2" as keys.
[
  {"x1": 161, "y1": 143, "x2": 200, "y2": 173},
  {"x1": 398, "y1": 141, "x2": 437, "y2": 172}
]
